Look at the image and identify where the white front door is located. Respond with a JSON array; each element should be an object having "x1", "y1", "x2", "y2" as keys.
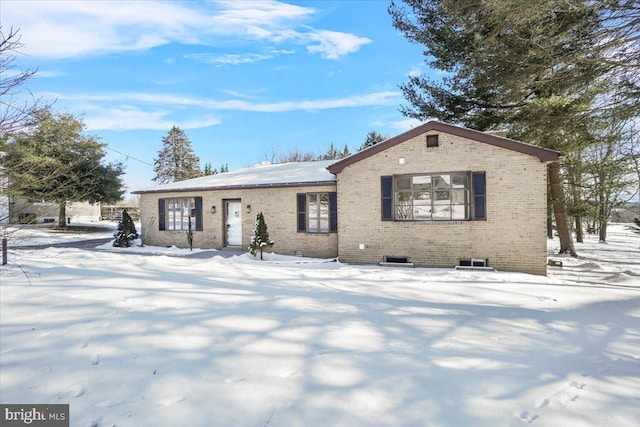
[{"x1": 225, "y1": 201, "x2": 242, "y2": 246}]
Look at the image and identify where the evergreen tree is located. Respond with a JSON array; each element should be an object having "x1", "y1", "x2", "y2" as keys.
[
  {"x1": 249, "y1": 212, "x2": 274, "y2": 260},
  {"x1": 388, "y1": 0, "x2": 631, "y2": 256},
  {"x1": 153, "y1": 126, "x2": 202, "y2": 184},
  {"x1": 1, "y1": 109, "x2": 124, "y2": 227},
  {"x1": 220, "y1": 163, "x2": 229, "y2": 173},
  {"x1": 203, "y1": 162, "x2": 213, "y2": 176},
  {"x1": 113, "y1": 209, "x2": 139, "y2": 247},
  {"x1": 341, "y1": 144, "x2": 351, "y2": 159},
  {"x1": 359, "y1": 131, "x2": 387, "y2": 151}
]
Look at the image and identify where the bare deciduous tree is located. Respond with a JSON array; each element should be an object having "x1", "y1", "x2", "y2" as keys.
[{"x1": 0, "y1": 26, "x2": 49, "y2": 136}]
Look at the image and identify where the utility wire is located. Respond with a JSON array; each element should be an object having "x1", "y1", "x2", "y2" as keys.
[{"x1": 104, "y1": 145, "x2": 154, "y2": 166}]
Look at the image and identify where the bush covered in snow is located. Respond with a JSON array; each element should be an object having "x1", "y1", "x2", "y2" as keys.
[
  {"x1": 249, "y1": 212, "x2": 274, "y2": 260},
  {"x1": 113, "y1": 209, "x2": 139, "y2": 247}
]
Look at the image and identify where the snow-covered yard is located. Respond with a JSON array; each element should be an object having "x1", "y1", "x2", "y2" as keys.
[{"x1": 1, "y1": 224, "x2": 639, "y2": 426}]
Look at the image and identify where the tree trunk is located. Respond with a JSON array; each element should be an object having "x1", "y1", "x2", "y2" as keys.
[
  {"x1": 548, "y1": 162, "x2": 577, "y2": 256},
  {"x1": 598, "y1": 218, "x2": 608, "y2": 243},
  {"x1": 598, "y1": 203, "x2": 608, "y2": 242},
  {"x1": 58, "y1": 201, "x2": 67, "y2": 228},
  {"x1": 547, "y1": 183, "x2": 554, "y2": 239},
  {"x1": 575, "y1": 215, "x2": 584, "y2": 243}
]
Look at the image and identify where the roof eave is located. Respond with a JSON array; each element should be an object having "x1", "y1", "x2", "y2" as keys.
[
  {"x1": 328, "y1": 120, "x2": 562, "y2": 174},
  {"x1": 132, "y1": 180, "x2": 336, "y2": 195}
]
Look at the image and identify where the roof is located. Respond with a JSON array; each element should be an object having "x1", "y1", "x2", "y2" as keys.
[
  {"x1": 133, "y1": 160, "x2": 336, "y2": 194},
  {"x1": 327, "y1": 120, "x2": 561, "y2": 174}
]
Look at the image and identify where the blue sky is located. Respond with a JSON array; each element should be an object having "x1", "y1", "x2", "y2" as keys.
[{"x1": 3, "y1": 0, "x2": 429, "y2": 195}]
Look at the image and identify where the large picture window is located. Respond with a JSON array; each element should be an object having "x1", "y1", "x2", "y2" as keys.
[
  {"x1": 394, "y1": 173, "x2": 470, "y2": 221},
  {"x1": 158, "y1": 197, "x2": 203, "y2": 231},
  {"x1": 166, "y1": 197, "x2": 195, "y2": 230}
]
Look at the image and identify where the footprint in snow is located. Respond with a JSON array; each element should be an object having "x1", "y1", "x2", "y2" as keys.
[
  {"x1": 535, "y1": 398, "x2": 550, "y2": 409},
  {"x1": 91, "y1": 354, "x2": 100, "y2": 365},
  {"x1": 516, "y1": 410, "x2": 539, "y2": 423},
  {"x1": 74, "y1": 385, "x2": 87, "y2": 398}
]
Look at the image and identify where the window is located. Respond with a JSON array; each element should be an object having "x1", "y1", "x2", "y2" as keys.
[
  {"x1": 297, "y1": 192, "x2": 337, "y2": 233},
  {"x1": 426, "y1": 134, "x2": 439, "y2": 148},
  {"x1": 158, "y1": 197, "x2": 203, "y2": 231},
  {"x1": 308, "y1": 193, "x2": 330, "y2": 232},
  {"x1": 389, "y1": 173, "x2": 477, "y2": 221},
  {"x1": 395, "y1": 173, "x2": 470, "y2": 221}
]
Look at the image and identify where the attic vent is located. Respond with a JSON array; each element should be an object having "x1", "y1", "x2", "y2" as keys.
[{"x1": 426, "y1": 134, "x2": 439, "y2": 148}]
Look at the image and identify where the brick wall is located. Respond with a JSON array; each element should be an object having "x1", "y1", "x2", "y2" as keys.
[
  {"x1": 139, "y1": 184, "x2": 338, "y2": 259},
  {"x1": 335, "y1": 131, "x2": 549, "y2": 275}
]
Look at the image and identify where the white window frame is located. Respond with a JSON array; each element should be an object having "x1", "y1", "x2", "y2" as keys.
[
  {"x1": 165, "y1": 197, "x2": 195, "y2": 231},
  {"x1": 307, "y1": 193, "x2": 330, "y2": 233},
  {"x1": 394, "y1": 173, "x2": 471, "y2": 221}
]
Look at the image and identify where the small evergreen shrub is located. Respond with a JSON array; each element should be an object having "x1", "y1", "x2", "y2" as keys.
[
  {"x1": 249, "y1": 212, "x2": 274, "y2": 260},
  {"x1": 113, "y1": 209, "x2": 139, "y2": 247}
]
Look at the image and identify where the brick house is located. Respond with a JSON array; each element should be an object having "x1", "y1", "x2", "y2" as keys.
[{"x1": 134, "y1": 121, "x2": 560, "y2": 275}]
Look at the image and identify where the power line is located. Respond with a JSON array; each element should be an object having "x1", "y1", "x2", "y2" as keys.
[{"x1": 104, "y1": 145, "x2": 154, "y2": 167}]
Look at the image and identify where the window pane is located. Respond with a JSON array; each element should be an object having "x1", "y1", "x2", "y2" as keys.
[
  {"x1": 414, "y1": 191, "x2": 431, "y2": 202},
  {"x1": 433, "y1": 175, "x2": 450, "y2": 189},
  {"x1": 434, "y1": 190, "x2": 450, "y2": 204},
  {"x1": 413, "y1": 175, "x2": 431, "y2": 192},
  {"x1": 319, "y1": 217, "x2": 329, "y2": 232},
  {"x1": 432, "y1": 204, "x2": 450, "y2": 219},
  {"x1": 452, "y1": 175, "x2": 468, "y2": 188},
  {"x1": 414, "y1": 205, "x2": 431, "y2": 220},
  {"x1": 396, "y1": 177, "x2": 411, "y2": 190},
  {"x1": 396, "y1": 205, "x2": 412, "y2": 220},
  {"x1": 452, "y1": 189, "x2": 468, "y2": 204},
  {"x1": 452, "y1": 205, "x2": 468, "y2": 220},
  {"x1": 395, "y1": 191, "x2": 412, "y2": 220}
]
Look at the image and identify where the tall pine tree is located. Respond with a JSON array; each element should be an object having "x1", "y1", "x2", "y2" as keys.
[
  {"x1": 153, "y1": 126, "x2": 202, "y2": 184},
  {"x1": 388, "y1": 0, "x2": 637, "y2": 256}
]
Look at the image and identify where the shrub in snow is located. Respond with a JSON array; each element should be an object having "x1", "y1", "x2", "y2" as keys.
[
  {"x1": 186, "y1": 216, "x2": 194, "y2": 251},
  {"x1": 113, "y1": 209, "x2": 139, "y2": 247},
  {"x1": 249, "y1": 212, "x2": 274, "y2": 260},
  {"x1": 627, "y1": 217, "x2": 640, "y2": 235}
]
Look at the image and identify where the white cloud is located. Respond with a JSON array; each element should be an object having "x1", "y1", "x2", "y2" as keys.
[
  {"x1": 36, "y1": 89, "x2": 401, "y2": 131},
  {"x1": 306, "y1": 30, "x2": 372, "y2": 60},
  {"x1": 3, "y1": 1, "x2": 369, "y2": 60},
  {"x1": 43, "y1": 90, "x2": 401, "y2": 113},
  {"x1": 185, "y1": 49, "x2": 294, "y2": 66},
  {"x1": 407, "y1": 66, "x2": 422, "y2": 77},
  {"x1": 80, "y1": 105, "x2": 221, "y2": 131}
]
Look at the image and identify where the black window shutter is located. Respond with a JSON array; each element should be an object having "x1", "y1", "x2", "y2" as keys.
[
  {"x1": 158, "y1": 199, "x2": 166, "y2": 230},
  {"x1": 195, "y1": 197, "x2": 203, "y2": 231},
  {"x1": 329, "y1": 192, "x2": 337, "y2": 232},
  {"x1": 472, "y1": 172, "x2": 486, "y2": 220},
  {"x1": 381, "y1": 176, "x2": 393, "y2": 220},
  {"x1": 297, "y1": 193, "x2": 307, "y2": 232}
]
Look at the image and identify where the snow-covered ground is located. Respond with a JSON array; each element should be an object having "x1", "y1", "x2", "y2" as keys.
[{"x1": 1, "y1": 223, "x2": 638, "y2": 426}]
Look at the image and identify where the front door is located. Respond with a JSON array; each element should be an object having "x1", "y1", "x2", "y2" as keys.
[{"x1": 225, "y1": 201, "x2": 242, "y2": 246}]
